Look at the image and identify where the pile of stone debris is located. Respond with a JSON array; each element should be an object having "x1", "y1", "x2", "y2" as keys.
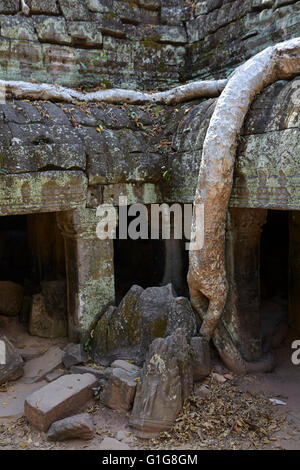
[
  {"x1": 0, "y1": 283, "x2": 212, "y2": 444},
  {"x1": 0, "y1": 283, "x2": 285, "y2": 449}
]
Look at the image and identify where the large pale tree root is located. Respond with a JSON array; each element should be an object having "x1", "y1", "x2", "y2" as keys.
[
  {"x1": 188, "y1": 37, "x2": 300, "y2": 374},
  {"x1": 0, "y1": 79, "x2": 227, "y2": 105}
]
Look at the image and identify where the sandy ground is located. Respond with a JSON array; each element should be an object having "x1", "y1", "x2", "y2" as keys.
[{"x1": 0, "y1": 318, "x2": 300, "y2": 451}]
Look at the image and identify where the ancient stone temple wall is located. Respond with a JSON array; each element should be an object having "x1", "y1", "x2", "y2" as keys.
[
  {"x1": 0, "y1": 1, "x2": 299, "y2": 90},
  {"x1": 0, "y1": 0, "x2": 188, "y2": 89},
  {"x1": 0, "y1": 1, "x2": 298, "y2": 344},
  {"x1": 187, "y1": 0, "x2": 300, "y2": 80}
]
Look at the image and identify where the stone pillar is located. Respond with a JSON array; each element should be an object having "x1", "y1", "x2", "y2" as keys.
[
  {"x1": 289, "y1": 211, "x2": 300, "y2": 334},
  {"x1": 57, "y1": 208, "x2": 115, "y2": 341},
  {"x1": 162, "y1": 238, "x2": 187, "y2": 296},
  {"x1": 224, "y1": 208, "x2": 267, "y2": 362}
]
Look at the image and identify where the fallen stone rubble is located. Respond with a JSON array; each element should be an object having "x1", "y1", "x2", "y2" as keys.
[{"x1": 0, "y1": 285, "x2": 213, "y2": 445}]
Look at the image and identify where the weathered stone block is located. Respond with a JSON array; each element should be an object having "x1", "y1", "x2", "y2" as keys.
[
  {"x1": 34, "y1": 17, "x2": 72, "y2": 45},
  {"x1": 0, "y1": 171, "x2": 88, "y2": 216},
  {"x1": 63, "y1": 343, "x2": 89, "y2": 369},
  {"x1": 47, "y1": 413, "x2": 95, "y2": 441},
  {"x1": 0, "y1": 17, "x2": 38, "y2": 41},
  {"x1": 138, "y1": 0, "x2": 160, "y2": 10},
  {"x1": 24, "y1": 373, "x2": 97, "y2": 431},
  {"x1": 0, "y1": 0, "x2": 19, "y2": 14},
  {"x1": 153, "y1": 25, "x2": 187, "y2": 44},
  {"x1": 100, "y1": 367, "x2": 140, "y2": 412},
  {"x1": 67, "y1": 22, "x2": 103, "y2": 46},
  {"x1": 30, "y1": 0, "x2": 60, "y2": 14},
  {"x1": 59, "y1": 0, "x2": 90, "y2": 20},
  {"x1": 86, "y1": 0, "x2": 112, "y2": 13}
]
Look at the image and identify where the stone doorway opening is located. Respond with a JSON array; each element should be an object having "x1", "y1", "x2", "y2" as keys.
[
  {"x1": 113, "y1": 205, "x2": 189, "y2": 303},
  {"x1": 260, "y1": 210, "x2": 290, "y2": 353},
  {"x1": 0, "y1": 212, "x2": 68, "y2": 339}
]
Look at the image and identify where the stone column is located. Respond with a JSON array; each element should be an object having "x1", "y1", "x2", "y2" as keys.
[
  {"x1": 224, "y1": 208, "x2": 267, "y2": 362},
  {"x1": 57, "y1": 208, "x2": 115, "y2": 341}
]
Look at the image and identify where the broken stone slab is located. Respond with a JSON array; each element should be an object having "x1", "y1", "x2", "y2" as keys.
[
  {"x1": 62, "y1": 343, "x2": 89, "y2": 369},
  {"x1": 100, "y1": 367, "x2": 140, "y2": 412},
  {"x1": 92, "y1": 284, "x2": 197, "y2": 366},
  {"x1": 25, "y1": 373, "x2": 97, "y2": 431},
  {"x1": 129, "y1": 336, "x2": 182, "y2": 438},
  {"x1": 22, "y1": 346, "x2": 64, "y2": 384},
  {"x1": 99, "y1": 437, "x2": 131, "y2": 451},
  {"x1": 111, "y1": 360, "x2": 141, "y2": 374},
  {"x1": 69, "y1": 364, "x2": 107, "y2": 380},
  {"x1": 0, "y1": 336, "x2": 24, "y2": 384},
  {"x1": 47, "y1": 413, "x2": 94, "y2": 441},
  {"x1": 190, "y1": 336, "x2": 211, "y2": 382},
  {"x1": 0, "y1": 281, "x2": 24, "y2": 316}
]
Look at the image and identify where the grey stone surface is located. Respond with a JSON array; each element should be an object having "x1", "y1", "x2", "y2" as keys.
[
  {"x1": 190, "y1": 336, "x2": 211, "y2": 382},
  {"x1": 0, "y1": 336, "x2": 24, "y2": 384},
  {"x1": 25, "y1": 373, "x2": 97, "y2": 431},
  {"x1": 63, "y1": 343, "x2": 89, "y2": 369},
  {"x1": 92, "y1": 284, "x2": 197, "y2": 366},
  {"x1": 47, "y1": 413, "x2": 94, "y2": 441},
  {"x1": 22, "y1": 346, "x2": 64, "y2": 384}
]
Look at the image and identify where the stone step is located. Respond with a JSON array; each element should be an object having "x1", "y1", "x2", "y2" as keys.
[{"x1": 24, "y1": 373, "x2": 97, "y2": 431}]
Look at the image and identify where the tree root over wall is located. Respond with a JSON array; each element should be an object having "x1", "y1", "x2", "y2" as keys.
[
  {"x1": 188, "y1": 37, "x2": 300, "y2": 374},
  {"x1": 1, "y1": 38, "x2": 299, "y2": 374},
  {"x1": 0, "y1": 79, "x2": 227, "y2": 105}
]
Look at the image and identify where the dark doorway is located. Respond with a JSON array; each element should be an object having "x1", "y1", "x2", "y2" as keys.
[
  {"x1": 0, "y1": 212, "x2": 67, "y2": 334},
  {"x1": 260, "y1": 210, "x2": 289, "y2": 352}
]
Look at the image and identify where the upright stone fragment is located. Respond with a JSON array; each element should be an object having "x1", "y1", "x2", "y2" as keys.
[
  {"x1": 166, "y1": 329, "x2": 193, "y2": 402},
  {"x1": 24, "y1": 373, "x2": 97, "y2": 431},
  {"x1": 0, "y1": 336, "x2": 24, "y2": 384},
  {"x1": 129, "y1": 337, "x2": 182, "y2": 438},
  {"x1": 190, "y1": 336, "x2": 211, "y2": 382}
]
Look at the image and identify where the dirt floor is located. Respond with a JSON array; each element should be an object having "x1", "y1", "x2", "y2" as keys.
[{"x1": 0, "y1": 318, "x2": 300, "y2": 451}]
